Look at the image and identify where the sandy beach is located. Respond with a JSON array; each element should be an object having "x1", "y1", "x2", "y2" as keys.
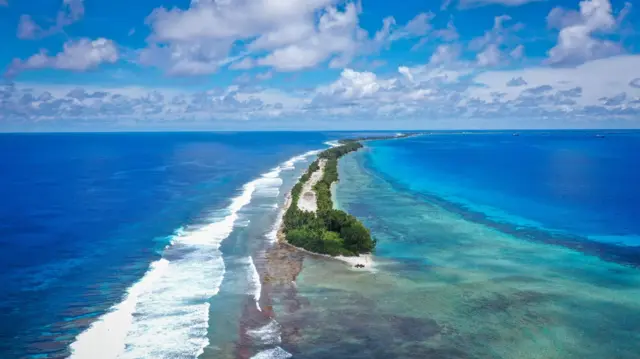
[
  {"x1": 276, "y1": 156, "x2": 375, "y2": 271},
  {"x1": 297, "y1": 159, "x2": 326, "y2": 213}
]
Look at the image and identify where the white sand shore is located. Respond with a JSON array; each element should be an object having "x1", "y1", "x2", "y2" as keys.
[
  {"x1": 297, "y1": 159, "x2": 326, "y2": 213},
  {"x1": 277, "y1": 154, "x2": 375, "y2": 271},
  {"x1": 335, "y1": 254, "x2": 375, "y2": 272},
  {"x1": 279, "y1": 239, "x2": 376, "y2": 272}
]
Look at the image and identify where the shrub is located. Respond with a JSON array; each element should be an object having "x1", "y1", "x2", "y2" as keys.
[{"x1": 283, "y1": 139, "x2": 377, "y2": 256}]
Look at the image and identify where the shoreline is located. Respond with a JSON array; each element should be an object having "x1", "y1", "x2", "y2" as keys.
[
  {"x1": 276, "y1": 156, "x2": 374, "y2": 270},
  {"x1": 275, "y1": 133, "x2": 421, "y2": 268}
]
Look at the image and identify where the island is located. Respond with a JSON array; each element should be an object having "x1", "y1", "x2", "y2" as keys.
[{"x1": 278, "y1": 133, "x2": 418, "y2": 263}]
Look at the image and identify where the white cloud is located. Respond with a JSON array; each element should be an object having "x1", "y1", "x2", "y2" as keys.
[
  {"x1": 510, "y1": 44, "x2": 525, "y2": 59},
  {"x1": 257, "y1": 3, "x2": 361, "y2": 71},
  {"x1": 469, "y1": 15, "x2": 522, "y2": 67},
  {"x1": 547, "y1": 0, "x2": 626, "y2": 64},
  {"x1": 506, "y1": 77, "x2": 528, "y2": 87},
  {"x1": 319, "y1": 68, "x2": 396, "y2": 99},
  {"x1": 309, "y1": 55, "x2": 640, "y2": 123},
  {"x1": 142, "y1": 0, "x2": 445, "y2": 75},
  {"x1": 4, "y1": 55, "x2": 640, "y2": 126},
  {"x1": 429, "y1": 44, "x2": 461, "y2": 66},
  {"x1": 0, "y1": 82, "x2": 305, "y2": 124},
  {"x1": 8, "y1": 38, "x2": 118, "y2": 75},
  {"x1": 456, "y1": 0, "x2": 544, "y2": 9},
  {"x1": 256, "y1": 71, "x2": 273, "y2": 80},
  {"x1": 477, "y1": 44, "x2": 502, "y2": 66},
  {"x1": 17, "y1": 0, "x2": 84, "y2": 39},
  {"x1": 144, "y1": 0, "x2": 382, "y2": 74},
  {"x1": 399, "y1": 12, "x2": 435, "y2": 38},
  {"x1": 139, "y1": 41, "x2": 234, "y2": 76},
  {"x1": 229, "y1": 57, "x2": 255, "y2": 70},
  {"x1": 473, "y1": 55, "x2": 640, "y2": 106}
]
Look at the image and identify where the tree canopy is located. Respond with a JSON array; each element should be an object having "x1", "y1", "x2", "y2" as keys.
[{"x1": 283, "y1": 140, "x2": 376, "y2": 257}]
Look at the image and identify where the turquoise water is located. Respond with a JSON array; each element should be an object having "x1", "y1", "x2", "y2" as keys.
[{"x1": 271, "y1": 136, "x2": 640, "y2": 359}]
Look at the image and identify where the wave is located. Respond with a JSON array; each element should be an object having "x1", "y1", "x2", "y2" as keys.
[
  {"x1": 247, "y1": 320, "x2": 282, "y2": 346},
  {"x1": 282, "y1": 150, "x2": 321, "y2": 170},
  {"x1": 69, "y1": 180, "x2": 256, "y2": 358},
  {"x1": 247, "y1": 256, "x2": 262, "y2": 311},
  {"x1": 67, "y1": 148, "x2": 322, "y2": 359},
  {"x1": 67, "y1": 258, "x2": 170, "y2": 359},
  {"x1": 250, "y1": 347, "x2": 293, "y2": 359},
  {"x1": 324, "y1": 140, "x2": 341, "y2": 148}
]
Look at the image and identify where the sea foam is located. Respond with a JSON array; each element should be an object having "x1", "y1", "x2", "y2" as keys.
[
  {"x1": 247, "y1": 320, "x2": 282, "y2": 346},
  {"x1": 250, "y1": 347, "x2": 293, "y2": 359},
  {"x1": 247, "y1": 256, "x2": 262, "y2": 311},
  {"x1": 67, "y1": 149, "x2": 321, "y2": 359}
]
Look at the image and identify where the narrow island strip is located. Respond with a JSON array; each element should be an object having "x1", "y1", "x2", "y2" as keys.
[{"x1": 277, "y1": 134, "x2": 416, "y2": 268}]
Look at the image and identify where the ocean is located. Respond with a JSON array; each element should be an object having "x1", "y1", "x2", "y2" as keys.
[
  {"x1": 0, "y1": 132, "x2": 336, "y2": 358},
  {"x1": 2, "y1": 130, "x2": 640, "y2": 359}
]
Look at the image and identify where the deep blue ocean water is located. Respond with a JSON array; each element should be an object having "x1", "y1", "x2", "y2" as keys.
[
  {"x1": 0, "y1": 132, "x2": 336, "y2": 358},
  {"x1": 367, "y1": 131, "x2": 640, "y2": 250}
]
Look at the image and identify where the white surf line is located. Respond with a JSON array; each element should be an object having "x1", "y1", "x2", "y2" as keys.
[
  {"x1": 324, "y1": 140, "x2": 341, "y2": 148},
  {"x1": 68, "y1": 181, "x2": 255, "y2": 359},
  {"x1": 247, "y1": 256, "x2": 262, "y2": 312},
  {"x1": 267, "y1": 149, "x2": 324, "y2": 243},
  {"x1": 250, "y1": 347, "x2": 293, "y2": 359},
  {"x1": 67, "y1": 148, "x2": 325, "y2": 359},
  {"x1": 249, "y1": 149, "x2": 327, "y2": 311},
  {"x1": 247, "y1": 320, "x2": 282, "y2": 346}
]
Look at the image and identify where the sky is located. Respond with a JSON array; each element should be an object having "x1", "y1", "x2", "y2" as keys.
[{"x1": 0, "y1": 0, "x2": 639, "y2": 131}]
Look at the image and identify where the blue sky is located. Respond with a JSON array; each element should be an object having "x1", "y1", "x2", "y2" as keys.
[{"x1": 0, "y1": 0, "x2": 639, "y2": 131}]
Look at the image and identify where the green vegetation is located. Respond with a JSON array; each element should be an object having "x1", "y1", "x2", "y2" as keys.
[
  {"x1": 337, "y1": 133, "x2": 416, "y2": 145},
  {"x1": 282, "y1": 140, "x2": 375, "y2": 257}
]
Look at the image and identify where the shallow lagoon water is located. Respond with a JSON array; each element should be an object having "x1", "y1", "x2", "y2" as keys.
[{"x1": 271, "y1": 135, "x2": 640, "y2": 359}]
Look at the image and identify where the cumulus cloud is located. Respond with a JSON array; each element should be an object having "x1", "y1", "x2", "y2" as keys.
[
  {"x1": 558, "y1": 87, "x2": 583, "y2": 97},
  {"x1": 510, "y1": 44, "x2": 525, "y2": 59},
  {"x1": 141, "y1": 1, "x2": 454, "y2": 75},
  {"x1": 0, "y1": 83, "x2": 301, "y2": 123},
  {"x1": 507, "y1": 77, "x2": 528, "y2": 87},
  {"x1": 411, "y1": 18, "x2": 459, "y2": 51},
  {"x1": 453, "y1": 0, "x2": 543, "y2": 9},
  {"x1": 471, "y1": 15, "x2": 523, "y2": 67},
  {"x1": 18, "y1": 0, "x2": 84, "y2": 39},
  {"x1": 522, "y1": 84, "x2": 553, "y2": 95},
  {"x1": 143, "y1": 0, "x2": 390, "y2": 75},
  {"x1": 477, "y1": 44, "x2": 502, "y2": 66},
  {"x1": 546, "y1": 0, "x2": 627, "y2": 65},
  {"x1": 257, "y1": 3, "x2": 361, "y2": 71},
  {"x1": 4, "y1": 35, "x2": 640, "y2": 127},
  {"x1": 315, "y1": 68, "x2": 396, "y2": 106},
  {"x1": 429, "y1": 44, "x2": 461, "y2": 66},
  {"x1": 4, "y1": 56, "x2": 640, "y2": 126},
  {"x1": 600, "y1": 92, "x2": 626, "y2": 106},
  {"x1": 7, "y1": 38, "x2": 118, "y2": 76},
  {"x1": 472, "y1": 55, "x2": 640, "y2": 109},
  {"x1": 66, "y1": 88, "x2": 109, "y2": 100}
]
